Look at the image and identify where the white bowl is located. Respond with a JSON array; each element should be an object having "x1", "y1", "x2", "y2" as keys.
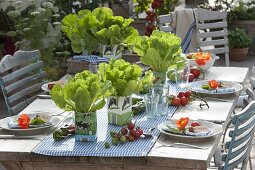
[{"x1": 186, "y1": 53, "x2": 219, "y2": 71}]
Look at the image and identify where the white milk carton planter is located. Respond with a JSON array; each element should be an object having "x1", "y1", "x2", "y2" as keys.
[
  {"x1": 75, "y1": 112, "x2": 97, "y2": 142},
  {"x1": 102, "y1": 44, "x2": 122, "y2": 59},
  {"x1": 107, "y1": 96, "x2": 133, "y2": 126}
]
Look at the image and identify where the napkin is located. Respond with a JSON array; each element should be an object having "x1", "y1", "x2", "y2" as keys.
[
  {"x1": 163, "y1": 125, "x2": 212, "y2": 137},
  {"x1": 192, "y1": 87, "x2": 235, "y2": 93},
  {"x1": 72, "y1": 55, "x2": 109, "y2": 63},
  {"x1": 185, "y1": 129, "x2": 212, "y2": 136},
  {"x1": 6, "y1": 117, "x2": 19, "y2": 129}
]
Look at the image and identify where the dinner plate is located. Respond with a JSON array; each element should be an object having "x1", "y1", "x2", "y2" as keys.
[
  {"x1": 158, "y1": 120, "x2": 223, "y2": 140},
  {"x1": 0, "y1": 113, "x2": 61, "y2": 135},
  {"x1": 189, "y1": 80, "x2": 243, "y2": 94},
  {"x1": 41, "y1": 81, "x2": 65, "y2": 92},
  {"x1": 41, "y1": 82, "x2": 55, "y2": 92}
]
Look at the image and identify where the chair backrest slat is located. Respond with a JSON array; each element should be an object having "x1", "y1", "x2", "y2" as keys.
[
  {"x1": 201, "y1": 47, "x2": 229, "y2": 55},
  {"x1": 195, "y1": 8, "x2": 229, "y2": 66},
  {"x1": 158, "y1": 8, "x2": 230, "y2": 66},
  {"x1": 1, "y1": 61, "x2": 44, "y2": 84},
  {"x1": 11, "y1": 95, "x2": 38, "y2": 114},
  {"x1": 196, "y1": 8, "x2": 227, "y2": 21},
  {"x1": 221, "y1": 101, "x2": 255, "y2": 169},
  {"x1": 199, "y1": 39, "x2": 228, "y2": 47},
  {"x1": 198, "y1": 30, "x2": 228, "y2": 38},
  {"x1": 0, "y1": 50, "x2": 46, "y2": 116},
  {"x1": 0, "y1": 50, "x2": 40, "y2": 73},
  {"x1": 197, "y1": 22, "x2": 227, "y2": 30},
  {"x1": 8, "y1": 82, "x2": 44, "y2": 104},
  {"x1": 4, "y1": 71, "x2": 46, "y2": 94},
  {"x1": 221, "y1": 149, "x2": 249, "y2": 170},
  {"x1": 227, "y1": 126, "x2": 254, "y2": 149},
  {"x1": 158, "y1": 13, "x2": 174, "y2": 33}
]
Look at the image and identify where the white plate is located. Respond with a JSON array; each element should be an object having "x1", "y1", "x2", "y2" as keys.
[
  {"x1": 41, "y1": 82, "x2": 55, "y2": 92},
  {"x1": 158, "y1": 120, "x2": 223, "y2": 140},
  {"x1": 189, "y1": 80, "x2": 243, "y2": 95},
  {"x1": 41, "y1": 81, "x2": 65, "y2": 92},
  {"x1": 0, "y1": 113, "x2": 60, "y2": 135}
]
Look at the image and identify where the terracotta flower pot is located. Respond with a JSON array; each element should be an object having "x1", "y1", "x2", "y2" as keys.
[{"x1": 229, "y1": 48, "x2": 249, "y2": 61}]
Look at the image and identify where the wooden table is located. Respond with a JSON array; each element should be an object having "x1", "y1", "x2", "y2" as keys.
[{"x1": 0, "y1": 67, "x2": 249, "y2": 170}]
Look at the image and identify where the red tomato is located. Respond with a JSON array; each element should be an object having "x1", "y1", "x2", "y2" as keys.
[
  {"x1": 171, "y1": 97, "x2": 181, "y2": 107},
  {"x1": 177, "y1": 92, "x2": 185, "y2": 98},
  {"x1": 184, "y1": 91, "x2": 192, "y2": 98},
  {"x1": 190, "y1": 68, "x2": 201, "y2": 78},
  {"x1": 180, "y1": 97, "x2": 189, "y2": 106}
]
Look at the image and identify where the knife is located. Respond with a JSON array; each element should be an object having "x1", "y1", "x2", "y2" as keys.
[
  {"x1": 38, "y1": 94, "x2": 51, "y2": 99},
  {"x1": 0, "y1": 135, "x2": 36, "y2": 139}
]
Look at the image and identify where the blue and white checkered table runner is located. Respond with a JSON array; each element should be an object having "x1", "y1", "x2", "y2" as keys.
[
  {"x1": 32, "y1": 83, "x2": 182, "y2": 157},
  {"x1": 72, "y1": 55, "x2": 109, "y2": 63}
]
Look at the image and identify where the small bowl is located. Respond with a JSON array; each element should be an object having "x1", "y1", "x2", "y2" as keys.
[{"x1": 186, "y1": 53, "x2": 219, "y2": 71}]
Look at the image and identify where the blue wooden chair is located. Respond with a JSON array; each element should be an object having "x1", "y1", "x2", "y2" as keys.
[
  {"x1": 218, "y1": 100, "x2": 255, "y2": 170},
  {"x1": 0, "y1": 50, "x2": 47, "y2": 116}
]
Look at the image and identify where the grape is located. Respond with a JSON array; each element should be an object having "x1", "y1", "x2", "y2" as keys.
[
  {"x1": 120, "y1": 135, "x2": 127, "y2": 144},
  {"x1": 104, "y1": 142, "x2": 111, "y2": 148}
]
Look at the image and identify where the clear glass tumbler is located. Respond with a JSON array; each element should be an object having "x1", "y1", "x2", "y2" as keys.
[
  {"x1": 144, "y1": 93, "x2": 159, "y2": 120},
  {"x1": 151, "y1": 84, "x2": 169, "y2": 116},
  {"x1": 176, "y1": 61, "x2": 190, "y2": 88}
]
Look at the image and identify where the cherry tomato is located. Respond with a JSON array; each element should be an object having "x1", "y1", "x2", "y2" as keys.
[
  {"x1": 180, "y1": 97, "x2": 189, "y2": 106},
  {"x1": 190, "y1": 68, "x2": 201, "y2": 78},
  {"x1": 171, "y1": 97, "x2": 181, "y2": 107},
  {"x1": 184, "y1": 91, "x2": 191, "y2": 98},
  {"x1": 177, "y1": 92, "x2": 185, "y2": 98}
]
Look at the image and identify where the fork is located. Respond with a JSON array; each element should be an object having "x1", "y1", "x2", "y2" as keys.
[
  {"x1": 203, "y1": 97, "x2": 232, "y2": 102},
  {"x1": 156, "y1": 140, "x2": 209, "y2": 149}
]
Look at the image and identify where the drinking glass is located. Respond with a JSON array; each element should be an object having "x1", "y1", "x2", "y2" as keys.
[
  {"x1": 144, "y1": 93, "x2": 159, "y2": 120},
  {"x1": 152, "y1": 84, "x2": 169, "y2": 116},
  {"x1": 176, "y1": 61, "x2": 190, "y2": 88},
  {"x1": 89, "y1": 63, "x2": 98, "y2": 73}
]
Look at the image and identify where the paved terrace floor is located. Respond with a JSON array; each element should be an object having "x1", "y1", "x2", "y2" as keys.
[{"x1": 0, "y1": 55, "x2": 254, "y2": 169}]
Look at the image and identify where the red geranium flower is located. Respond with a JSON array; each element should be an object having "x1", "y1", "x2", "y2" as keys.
[
  {"x1": 18, "y1": 114, "x2": 30, "y2": 129},
  {"x1": 176, "y1": 117, "x2": 189, "y2": 131},
  {"x1": 208, "y1": 79, "x2": 220, "y2": 89}
]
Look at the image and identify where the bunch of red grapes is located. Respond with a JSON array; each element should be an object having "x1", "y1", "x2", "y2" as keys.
[{"x1": 145, "y1": 0, "x2": 162, "y2": 36}]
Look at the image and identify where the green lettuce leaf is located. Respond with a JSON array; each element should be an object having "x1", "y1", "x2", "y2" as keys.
[{"x1": 133, "y1": 30, "x2": 185, "y2": 72}]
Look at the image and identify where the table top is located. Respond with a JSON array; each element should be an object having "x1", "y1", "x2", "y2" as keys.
[{"x1": 0, "y1": 66, "x2": 249, "y2": 170}]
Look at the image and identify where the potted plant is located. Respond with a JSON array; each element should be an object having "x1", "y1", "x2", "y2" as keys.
[
  {"x1": 97, "y1": 59, "x2": 154, "y2": 126},
  {"x1": 50, "y1": 70, "x2": 114, "y2": 142},
  {"x1": 229, "y1": 1, "x2": 255, "y2": 56},
  {"x1": 61, "y1": 7, "x2": 138, "y2": 59},
  {"x1": 228, "y1": 28, "x2": 252, "y2": 61},
  {"x1": 132, "y1": 30, "x2": 185, "y2": 83}
]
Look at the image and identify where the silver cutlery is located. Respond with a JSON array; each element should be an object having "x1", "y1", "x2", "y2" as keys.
[
  {"x1": 0, "y1": 135, "x2": 37, "y2": 139},
  {"x1": 38, "y1": 94, "x2": 51, "y2": 99},
  {"x1": 156, "y1": 140, "x2": 209, "y2": 149},
  {"x1": 203, "y1": 97, "x2": 232, "y2": 102},
  {"x1": 141, "y1": 127, "x2": 155, "y2": 138}
]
